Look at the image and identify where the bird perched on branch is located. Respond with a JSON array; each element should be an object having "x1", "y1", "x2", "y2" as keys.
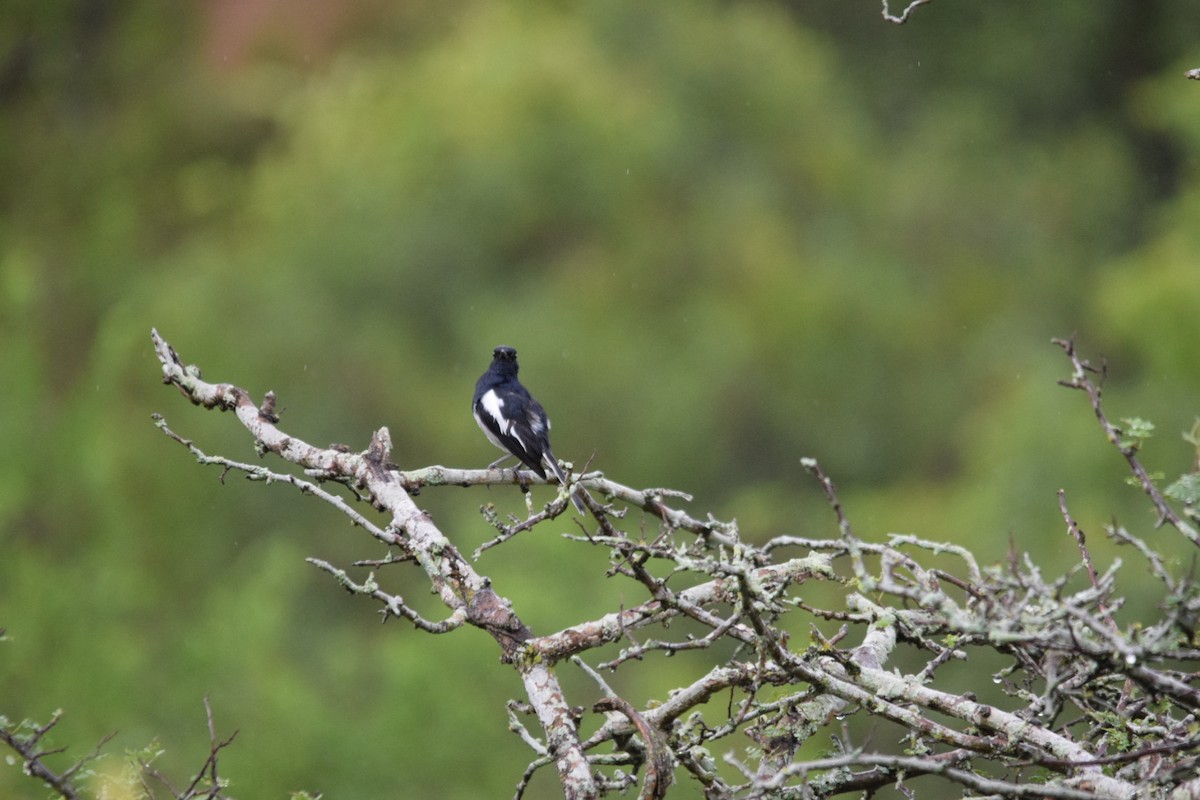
[{"x1": 473, "y1": 345, "x2": 586, "y2": 514}]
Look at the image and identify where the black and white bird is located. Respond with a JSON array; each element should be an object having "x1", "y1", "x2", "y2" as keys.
[{"x1": 472, "y1": 345, "x2": 586, "y2": 514}]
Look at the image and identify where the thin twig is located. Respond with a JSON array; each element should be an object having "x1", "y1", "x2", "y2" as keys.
[
  {"x1": 1054, "y1": 337, "x2": 1200, "y2": 545},
  {"x1": 882, "y1": 0, "x2": 934, "y2": 24}
]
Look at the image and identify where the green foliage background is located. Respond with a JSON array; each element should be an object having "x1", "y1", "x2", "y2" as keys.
[{"x1": 2, "y1": 1, "x2": 1198, "y2": 797}]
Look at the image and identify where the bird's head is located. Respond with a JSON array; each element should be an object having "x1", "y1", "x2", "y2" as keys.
[{"x1": 492, "y1": 346, "x2": 518, "y2": 364}]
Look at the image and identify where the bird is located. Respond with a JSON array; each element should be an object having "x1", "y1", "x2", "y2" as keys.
[{"x1": 472, "y1": 345, "x2": 587, "y2": 514}]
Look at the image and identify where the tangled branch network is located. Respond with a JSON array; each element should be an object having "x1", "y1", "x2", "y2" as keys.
[{"x1": 146, "y1": 330, "x2": 1200, "y2": 800}]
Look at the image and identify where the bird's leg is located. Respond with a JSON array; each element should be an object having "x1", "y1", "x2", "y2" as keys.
[
  {"x1": 488, "y1": 454, "x2": 516, "y2": 470},
  {"x1": 511, "y1": 470, "x2": 534, "y2": 515},
  {"x1": 513, "y1": 468, "x2": 532, "y2": 501}
]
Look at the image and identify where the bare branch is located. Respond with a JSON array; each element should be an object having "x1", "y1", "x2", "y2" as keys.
[
  {"x1": 0, "y1": 710, "x2": 113, "y2": 800},
  {"x1": 151, "y1": 329, "x2": 598, "y2": 798},
  {"x1": 882, "y1": 0, "x2": 934, "y2": 24},
  {"x1": 134, "y1": 330, "x2": 1200, "y2": 798},
  {"x1": 1053, "y1": 336, "x2": 1200, "y2": 545},
  {"x1": 306, "y1": 558, "x2": 468, "y2": 632}
]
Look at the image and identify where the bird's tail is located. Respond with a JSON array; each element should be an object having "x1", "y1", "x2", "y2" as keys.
[{"x1": 545, "y1": 453, "x2": 588, "y2": 514}]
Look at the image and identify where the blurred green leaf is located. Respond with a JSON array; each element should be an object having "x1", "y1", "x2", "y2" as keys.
[
  {"x1": 1119, "y1": 417, "x2": 1156, "y2": 451},
  {"x1": 1164, "y1": 473, "x2": 1200, "y2": 507}
]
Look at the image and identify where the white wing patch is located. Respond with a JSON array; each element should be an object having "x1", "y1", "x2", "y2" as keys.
[
  {"x1": 481, "y1": 389, "x2": 506, "y2": 427},
  {"x1": 479, "y1": 388, "x2": 530, "y2": 452}
]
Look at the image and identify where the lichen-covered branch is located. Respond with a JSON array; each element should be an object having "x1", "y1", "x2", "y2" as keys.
[
  {"x1": 140, "y1": 330, "x2": 1200, "y2": 799},
  {"x1": 151, "y1": 329, "x2": 597, "y2": 799}
]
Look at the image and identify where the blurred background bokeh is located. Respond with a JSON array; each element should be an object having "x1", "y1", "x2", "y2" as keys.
[{"x1": 2, "y1": 1, "x2": 1199, "y2": 797}]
